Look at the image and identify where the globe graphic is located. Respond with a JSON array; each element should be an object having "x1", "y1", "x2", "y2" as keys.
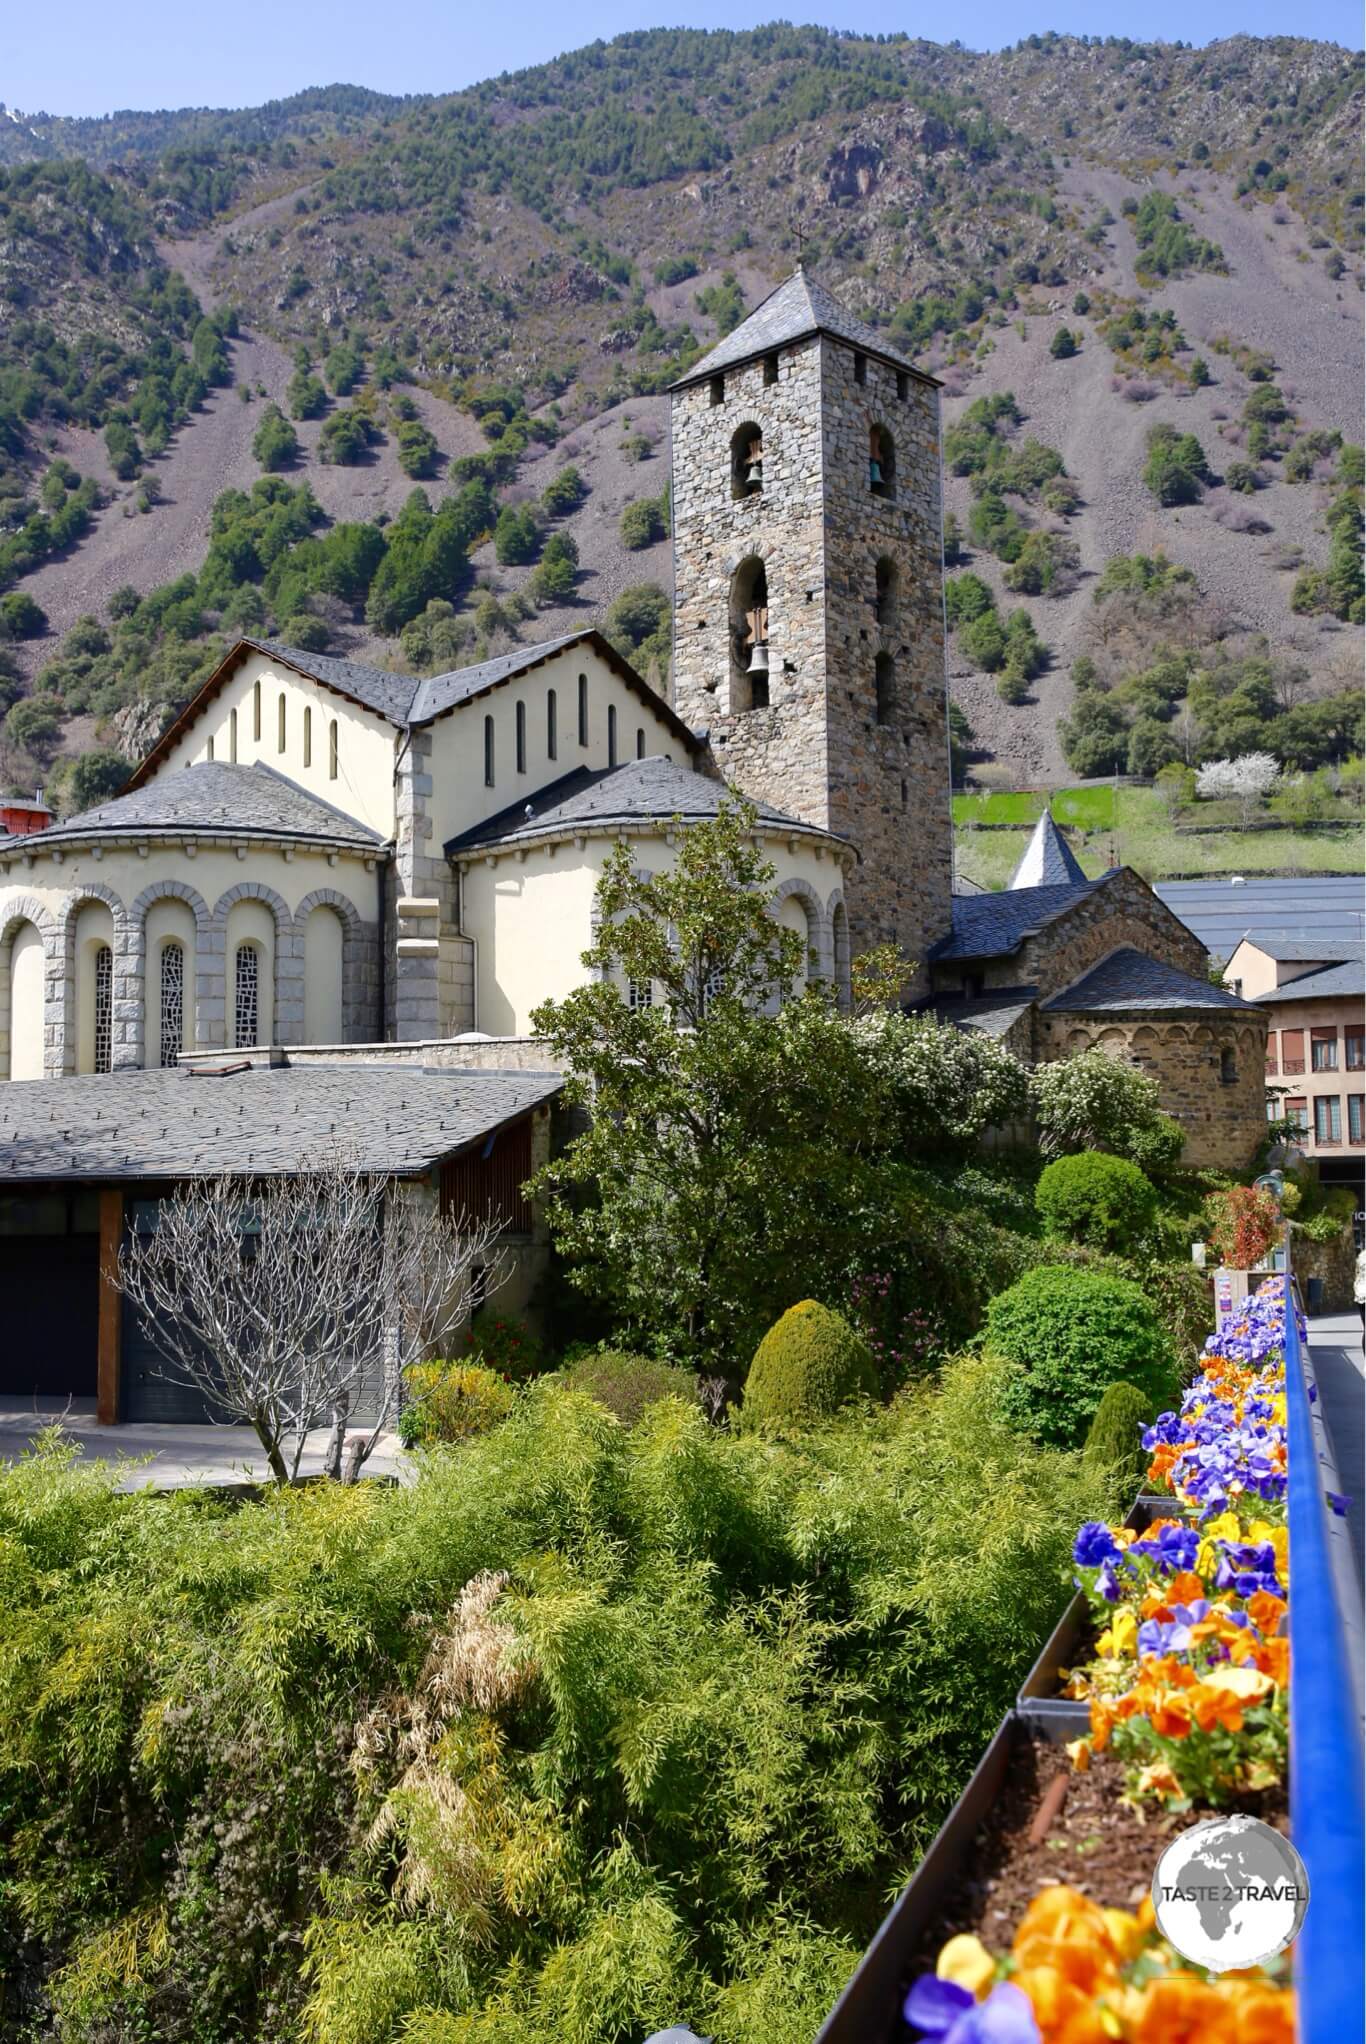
[{"x1": 1152, "y1": 1817, "x2": 1308, "y2": 1972}]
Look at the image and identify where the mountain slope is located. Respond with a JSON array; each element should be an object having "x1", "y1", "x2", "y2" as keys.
[{"x1": 0, "y1": 27, "x2": 1360, "y2": 802}]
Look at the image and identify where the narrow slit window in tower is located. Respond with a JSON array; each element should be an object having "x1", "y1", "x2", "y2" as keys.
[
  {"x1": 93, "y1": 944, "x2": 112, "y2": 1075},
  {"x1": 547, "y1": 687, "x2": 558, "y2": 760},
  {"x1": 608, "y1": 704, "x2": 618, "y2": 767},
  {"x1": 853, "y1": 351, "x2": 867, "y2": 386},
  {"x1": 875, "y1": 651, "x2": 895, "y2": 726},
  {"x1": 870, "y1": 425, "x2": 896, "y2": 499},
  {"x1": 578, "y1": 673, "x2": 589, "y2": 747},
  {"x1": 483, "y1": 715, "x2": 495, "y2": 788},
  {"x1": 516, "y1": 699, "x2": 527, "y2": 774},
  {"x1": 303, "y1": 706, "x2": 312, "y2": 767},
  {"x1": 328, "y1": 719, "x2": 338, "y2": 779}
]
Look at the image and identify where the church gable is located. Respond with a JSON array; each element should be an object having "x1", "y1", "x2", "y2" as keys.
[{"x1": 131, "y1": 645, "x2": 401, "y2": 841}]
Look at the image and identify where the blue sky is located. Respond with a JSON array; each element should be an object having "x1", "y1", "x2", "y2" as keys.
[{"x1": 5, "y1": 1, "x2": 1360, "y2": 119}]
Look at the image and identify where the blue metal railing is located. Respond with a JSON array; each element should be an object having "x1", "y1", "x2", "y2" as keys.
[{"x1": 1283, "y1": 1263, "x2": 1365, "y2": 2038}]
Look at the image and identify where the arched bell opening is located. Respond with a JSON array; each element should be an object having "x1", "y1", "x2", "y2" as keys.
[
  {"x1": 730, "y1": 421, "x2": 764, "y2": 500},
  {"x1": 870, "y1": 423, "x2": 896, "y2": 500},
  {"x1": 729, "y1": 556, "x2": 770, "y2": 713}
]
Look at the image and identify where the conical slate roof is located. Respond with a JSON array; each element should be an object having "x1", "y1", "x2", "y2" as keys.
[
  {"x1": 1009, "y1": 810, "x2": 1088, "y2": 889},
  {"x1": 672, "y1": 268, "x2": 929, "y2": 388}
]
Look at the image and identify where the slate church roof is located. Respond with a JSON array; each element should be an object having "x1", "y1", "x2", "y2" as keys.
[
  {"x1": 0, "y1": 762, "x2": 386, "y2": 854},
  {"x1": 1009, "y1": 811, "x2": 1088, "y2": 889},
  {"x1": 1041, "y1": 948, "x2": 1262, "y2": 1016},
  {"x1": 0, "y1": 1063, "x2": 563, "y2": 1182},
  {"x1": 446, "y1": 756, "x2": 844, "y2": 857},
  {"x1": 928, "y1": 878, "x2": 1105, "y2": 963},
  {"x1": 672, "y1": 267, "x2": 936, "y2": 388}
]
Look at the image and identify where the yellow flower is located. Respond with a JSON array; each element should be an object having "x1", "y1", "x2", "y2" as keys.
[
  {"x1": 1066, "y1": 1737, "x2": 1092, "y2": 1773},
  {"x1": 1101, "y1": 1909, "x2": 1146, "y2": 1963},
  {"x1": 1098, "y1": 1609, "x2": 1137, "y2": 1658},
  {"x1": 937, "y1": 1933, "x2": 996, "y2": 1999}
]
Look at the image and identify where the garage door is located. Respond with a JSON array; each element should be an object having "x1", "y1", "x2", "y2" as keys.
[
  {"x1": 119, "y1": 1292, "x2": 227, "y2": 1424},
  {"x1": 0, "y1": 1230, "x2": 99, "y2": 1400}
]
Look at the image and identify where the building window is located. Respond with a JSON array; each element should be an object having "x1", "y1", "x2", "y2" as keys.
[
  {"x1": 1284, "y1": 1096, "x2": 1308, "y2": 1133},
  {"x1": 701, "y1": 965, "x2": 725, "y2": 1014},
  {"x1": 763, "y1": 352, "x2": 779, "y2": 386},
  {"x1": 253, "y1": 678, "x2": 261, "y2": 741},
  {"x1": 1219, "y1": 1046, "x2": 1237, "y2": 1086},
  {"x1": 1310, "y1": 1027, "x2": 1339, "y2": 1071},
  {"x1": 1347, "y1": 1025, "x2": 1365, "y2": 1070},
  {"x1": 234, "y1": 944, "x2": 259, "y2": 1049},
  {"x1": 483, "y1": 714, "x2": 495, "y2": 788},
  {"x1": 1349, "y1": 1094, "x2": 1364, "y2": 1145},
  {"x1": 206, "y1": 733, "x2": 215, "y2": 761},
  {"x1": 874, "y1": 555, "x2": 898, "y2": 631},
  {"x1": 1314, "y1": 1095, "x2": 1342, "y2": 1145},
  {"x1": 1265, "y1": 1035, "x2": 1279, "y2": 1075},
  {"x1": 636, "y1": 727, "x2": 645, "y2": 759},
  {"x1": 547, "y1": 688, "x2": 557, "y2": 760},
  {"x1": 874, "y1": 651, "x2": 895, "y2": 726},
  {"x1": 729, "y1": 555, "x2": 769, "y2": 712},
  {"x1": 303, "y1": 706, "x2": 312, "y2": 767},
  {"x1": 1280, "y1": 1028, "x2": 1305, "y2": 1075},
  {"x1": 870, "y1": 423, "x2": 895, "y2": 498},
  {"x1": 159, "y1": 941, "x2": 184, "y2": 1067},
  {"x1": 608, "y1": 704, "x2": 618, "y2": 767},
  {"x1": 628, "y1": 977, "x2": 654, "y2": 1011},
  {"x1": 328, "y1": 718, "x2": 338, "y2": 780},
  {"x1": 896, "y1": 369, "x2": 909, "y2": 401},
  {"x1": 93, "y1": 944, "x2": 112, "y2": 1076},
  {"x1": 516, "y1": 699, "x2": 527, "y2": 774},
  {"x1": 230, "y1": 707, "x2": 238, "y2": 762},
  {"x1": 853, "y1": 350, "x2": 867, "y2": 386},
  {"x1": 277, "y1": 693, "x2": 286, "y2": 754},
  {"x1": 709, "y1": 375, "x2": 724, "y2": 407},
  {"x1": 578, "y1": 673, "x2": 589, "y2": 748},
  {"x1": 731, "y1": 421, "x2": 763, "y2": 498}
]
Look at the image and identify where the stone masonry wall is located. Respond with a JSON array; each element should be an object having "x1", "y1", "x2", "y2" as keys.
[
  {"x1": 1035, "y1": 1009, "x2": 1268, "y2": 1171},
  {"x1": 967, "y1": 869, "x2": 1211, "y2": 999},
  {"x1": 669, "y1": 328, "x2": 953, "y2": 980}
]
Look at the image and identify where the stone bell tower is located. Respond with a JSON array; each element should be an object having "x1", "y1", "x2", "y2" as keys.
[{"x1": 668, "y1": 267, "x2": 953, "y2": 978}]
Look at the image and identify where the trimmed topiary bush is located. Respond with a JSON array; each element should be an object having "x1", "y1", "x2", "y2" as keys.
[
  {"x1": 1035, "y1": 1151, "x2": 1158, "y2": 1250},
  {"x1": 1082, "y1": 1380, "x2": 1155, "y2": 1507},
  {"x1": 398, "y1": 1362, "x2": 515, "y2": 1446},
  {"x1": 743, "y1": 1300, "x2": 878, "y2": 1431},
  {"x1": 987, "y1": 1265, "x2": 1176, "y2": 1447},
  {"x1": 561, "y1": 1350, "x2": 699, "y2": 1428}
]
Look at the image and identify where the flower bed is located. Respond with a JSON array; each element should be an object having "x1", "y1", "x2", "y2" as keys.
[{"x1": 831, "y1": 1278, "x2": 1304, "y2": 2044}]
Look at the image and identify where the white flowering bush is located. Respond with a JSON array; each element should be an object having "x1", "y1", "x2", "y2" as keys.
[
  {"x1": 1195, "y1": 752, "x2": 1280, "y2": 825},
  {"x1": 857, "y1": 1012, "x2": 1030, "y2": 1149},
  {"x1": 1030, "y1": 1048, "x2": 1184, "y2": 1165}
]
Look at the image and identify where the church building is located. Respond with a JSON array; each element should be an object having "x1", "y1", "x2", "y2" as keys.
[{"x1": 0, "y1": 269, "x2": 1262, "y2": 1173}]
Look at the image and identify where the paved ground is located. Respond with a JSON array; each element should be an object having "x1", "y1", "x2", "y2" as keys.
[
  {"x1": 0, "y1": 1401, "x2": 405, "y2": 1490},
  {"x1": 1307, "y1": 1311, "x2": 1364, "y2": 1591}
]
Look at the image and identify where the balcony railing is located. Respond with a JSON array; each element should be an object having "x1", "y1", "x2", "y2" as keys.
[{"x1": 1283, "y1": 1253, "x2": 1365, "y2": 2038}]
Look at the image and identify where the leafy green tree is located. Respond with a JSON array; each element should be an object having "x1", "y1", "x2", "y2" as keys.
[
  {"x1": 942, "y1": 511, "x2": 963, "y2": 566},
  {"x1": 396, "y1": 419, "x2": 439, "y2": 479},
  {"x1": 104, "y1": 417, "x2": 142, "y2": 480},
  {"x1": 287, "y1": 367, "x2": 328, "y2": 420},
  {"x1": 0, "y1": 592, "x2": 47, "y2": 639},
  {"x1": 989, "y1": 1266, "x2": 1176, "y2": 1447},
  {"x1": 4, "y1": 693, "x2": 62, "y2": 759},
  {"x1": 1002, "y1": 530, "x2": 1079, "y2": 596},
  {"x1": 541, "y1": 465, "x2": 587, "y2": 516},
  {"x1": 1189, "y1": 356, "x2": 1211, "y2": 387},
  {"x1": 494, "y1": 503, "x2": 541, "y2": 565},
  {"x1": 252, "y1": 403, "x2": 299, "y2": 472},
  {"x1": 1143, "y1": 424, "x2": 1210, "y2": 506},
  {"x1": 944, "y1": 572, "x2": 994, "y2": 626},
  {"x1": 1031, "y1": 1049, "x2": 1182, "y2": 1164},
  {"x1": 60, "y1": 748, "x2": 131, "y2": 812},
  {"x1": 620, "y1": 497, "x2": 667, "y2": 549},
  {"x1": 528, "y1": 802, "x2": 892, "y2": 1361},
  {"x1": 695, "y1": 271, "x2": 746, "y2": 335},
  {"x1": 324, "y1": 340, "x2": 365, "y2": 396},
  {"x1": 319, "y1": 407, "x2": 379, "y2": 465},
  {"x1": 1049, "y1": 326, "x2": 1078, "y2": 359},
  {"x1": 1059, "y1": 690, "x2": 1129, "y2": 777}
]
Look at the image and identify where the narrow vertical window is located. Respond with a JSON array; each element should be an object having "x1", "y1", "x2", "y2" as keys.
[
  {"x1": 578, "y1": 673, "x2": 588, "y2": 747},
  {"x1": 93, "y1": 944, "x2": 112, "y2": 1075},
  {"x1": 547, "y1": 688, "x2": 558, "y2": 760},
  {"x1": 853, "y1": 351, "x2": 867, "y2": 386},
  {"x1": 763, "y1": 352, "x2": 779, "y2": 386},
  {"x1": 709, "y1": 375, "x2": 724, "y2": 407},
  {"x1": 229, "y1": 707, "x2": 238, "y2": 761},
  {"x1": 484, "y1": 714, "x2": 495, "y2": 788},
  {"x1": 277, "y1": 693, "x2": 286, "y2": 754},
  {"x1": 159, "y1": 941, "x2": 184, "y2": 1068},
  {"x1": 329, "y1": 718, "x2": 338, "y2": 780},
  {"x1": 608, "y1": 704, "x2": 618, "y2": 767},
  {"x1": 234, "y1": 944, "x2": 259, "y2": 1049},
  {"x1": 253, "y1": 678, "x2": 261, "y2": 740},
  {"x1": 516, "y1": 699, "x2": 527, "y2": 774},
  {"x1": 206, "y1": 733, "x2": 215, "y2": 761},
  {"x1": 636, "y1": 727, "x2": 645, "y2": 759},
  {"x1": 303, "y1": 705, "x2": 312, "y2": 767},
  {"x1": 896, "y1": 369, "x2": 909, "y2": 401}
]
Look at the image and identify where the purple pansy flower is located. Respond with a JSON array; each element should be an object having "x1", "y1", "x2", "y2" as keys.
[
  {"x1": 903, "y1": 1976, "x2": 1041, "y2": 2043},
  {"x1": 1073, "y1": 1522, "x2": 1122, "y2": 1569}
]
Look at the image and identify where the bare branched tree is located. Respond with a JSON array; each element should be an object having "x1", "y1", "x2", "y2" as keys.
[{"x1": 117, "y1": 1153, "x2": 507, "y2": 1483}]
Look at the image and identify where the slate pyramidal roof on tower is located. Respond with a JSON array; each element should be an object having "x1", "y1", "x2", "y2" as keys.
[
  {"x1": 1009, "y1": 811, "x2": 1089, "y2": 890},
  {"x1": 671, "y1": 267, "x2": 940, "y2": 391}
]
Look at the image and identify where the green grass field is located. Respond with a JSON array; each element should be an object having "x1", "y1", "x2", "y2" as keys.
[{"x1": 955, "y1": 786, "x2": 1364, "y2": 891}]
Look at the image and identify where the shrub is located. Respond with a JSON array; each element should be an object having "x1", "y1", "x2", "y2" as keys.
[
  {"x1": 396, "y1": 419, "x2": 439, "y2": 479},
  {"x1": 1126, "y1": 1114, "x2": 1185, "y2": 1173},
  {"x1": 1143, "y1": 423, "x2": 1209, "y2": 506},
  {"x1": 1202, "y1": 1184, "x2": 1280, "y2": 1270},
  {"x1": 620, "y1": 497, "x2": 667, "y2": 549},
  {"x1": 1082, "y1": 1381, "x2": 1155, "y2": 1506},
  {"x1": 463, "y1": 1315, "x2": 544, "y2": 1382},
  {"x1": 742, "y1": 1301, "x2": 877, "y2": 1431},
  {"x1": 494, "y1": 503, "x2": 541, "y2": 565},
  {"x1": 1031, "y1": 1050, "x2": 1180, "y2": 1165},
  {"x1": 541, "y1": 465, "x2": 586, "y2": 516},
  {"x1": 398, "y1": 1362, "x2": 515, "y2": 1446},
  {"x1": 0, "y1": 591, "x2": 47, "y2": 639},
  {"x1": 562, "y1": 1350, "x2": 699, "y2": 1427},
  {"x1": 1050, "y1": 326, "x2": 1078, "y2": 359},
  {"x1": 1035, "y1": 1151, "x2": 1158, "y2": 1250},
  {"x1": 987, "y1": 1265, "x2": 1176, "y2": 1447},
  {"x1": 252, "y1": 402, "x2": 299, "y2": 471}
]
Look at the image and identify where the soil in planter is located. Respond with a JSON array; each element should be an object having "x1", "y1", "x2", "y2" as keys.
[{"x1": 908, "y1": 1732, "x2": 1289, "y2": 1978}]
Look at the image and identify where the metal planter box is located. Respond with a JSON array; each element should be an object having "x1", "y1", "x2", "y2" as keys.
[{"x1": 814, "y1": 1712, "x2": 1018, "y2": 2044}]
